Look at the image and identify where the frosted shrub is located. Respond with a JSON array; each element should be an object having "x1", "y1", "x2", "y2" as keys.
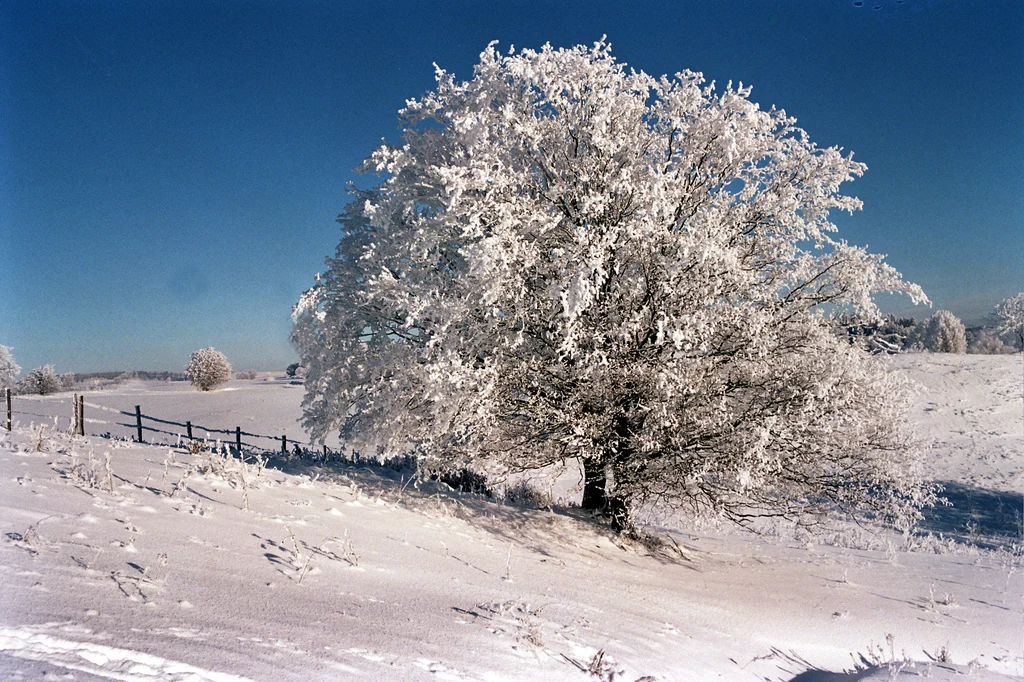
[
  {"x1": 967, "y1": 330, "x2": 1014, "y2": 355},
  {"x1": 293, "y1": 41, "x2": 933, "y2": 532},
  {"x1": 186, "y1": 348, "x2": 232, "y2": 391},
  {"x1": 24, "y1": 365, "x2": 62, "y2": 395},
  {"x1": 922, "y1": 310, "x2": 967, "y2": 353},
  {"x1": 0, "y1": 345, "x2": 20, "y2": 389},
  {"x1": 995, "y1": 293, "x2": 1023, "y2": 349}
]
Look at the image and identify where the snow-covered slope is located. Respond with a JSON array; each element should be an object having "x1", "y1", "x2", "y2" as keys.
[{"x1": 1, "y1": 355, "x2": 1021, "y2": 681}]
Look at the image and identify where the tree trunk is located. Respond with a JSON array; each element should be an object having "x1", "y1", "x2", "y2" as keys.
[
  {"x1": 581, "y1": 453, "x2": 632, "y2": 532},
  {"x1": 581, "y1": 457, "x2": 606, "y2": 511},
  {"x1": 581, "y1": 416, "x2": 635, "y2": 531}
]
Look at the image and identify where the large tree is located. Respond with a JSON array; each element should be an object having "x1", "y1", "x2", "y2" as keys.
[
  {"x1": 0, "y1": 345, "x2": 20, "y2": 390},
  {"x1": 294, "y1": 41, "x2": 932, "y2": 531}
]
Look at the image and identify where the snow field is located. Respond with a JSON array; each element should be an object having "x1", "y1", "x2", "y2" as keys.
[{"x1": 1, "y1": 354, "x2": 1021, "y2": 681}]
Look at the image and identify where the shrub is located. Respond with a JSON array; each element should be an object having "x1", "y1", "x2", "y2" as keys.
[
  {"x1": 24, "y1": 365, "x2": 62, "y2": 395},
  {"x1": 0, "y1": 345, "x2": 20, "y2": 389},
  {"x1": 921, "y1": 310, "x2": 966, "y2": 353},
  {"x1": 995, "y1": 293, "x2": 1023, "y2": 349},
  {"x1": 235, "y1": 369, "x2": 258, "y2": 380},
  {"x1": 967, "y1": 330, "x2": 1014, "y2": 355},
  {"x1": 185, "y1": 348, "x2": 232, "y2": 391},
  {"x1": 286, "y1": 362, "x2": 300, "y2": 377}
]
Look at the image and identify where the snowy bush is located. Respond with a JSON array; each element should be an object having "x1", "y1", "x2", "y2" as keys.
[
  {"x1": 921, "y1": 311, "x2": 967, "y2": 353},
  {"x1": 293, "y1": 41, "x2": 933, "y2": 532},
  {"x1": 23, "y1": 365, "x2": 62, "y2": 395},
  {"x1": 967, "y1": 330, "x2": 1014, "y2": 355},
  {"x1": 59, "y1": 372, "x2": 76, "y2": 390},
  {"x1": 0, "y1": 345, "x2": 20, "y2": 389},
  {"x1": 235, "y1": 369, "x2": 258, "y2": 380},
  {"x1": 186, "y1": 348, "x2": 232, "y2": 391},
  {"x1": 994, "y1": 293, "x2": 1023, "y2": 349}
]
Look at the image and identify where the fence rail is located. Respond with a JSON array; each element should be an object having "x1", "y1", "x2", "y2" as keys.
[{"x1": 4, "y1": 388, "x2": 325, "y2": 458}]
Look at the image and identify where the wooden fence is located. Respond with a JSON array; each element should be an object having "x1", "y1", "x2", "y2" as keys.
[{"x1": 4, "y1": 387, "x2": 327, "y2": 458}]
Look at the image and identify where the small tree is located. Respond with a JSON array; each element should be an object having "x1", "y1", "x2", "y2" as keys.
[
  {"x1": 922, "y1": 310, "x2": 967, "y2": 353},
  {"x1": 995, "y1": 293, "x2": 1024, "y2": 350},
  {"x1": 186, "y1": 348, "x2": 232, "y2": 391},
  {"x1": 24, "y1": 365, "x2": 62, "y2": 395},
  {"x1": 0, "y1": 345, "x2": 20, "y2": 389},
  {"x1": 967, "y1": 329, "x2": 1014, "y2": 355},
  {"x1": 294, "y1": 41, "x2": 932, "y2": 532}
]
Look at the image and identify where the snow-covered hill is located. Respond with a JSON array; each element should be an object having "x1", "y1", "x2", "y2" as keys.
[{"x1": 1, "y1": 354, "x2": 1021, "y2": 680}]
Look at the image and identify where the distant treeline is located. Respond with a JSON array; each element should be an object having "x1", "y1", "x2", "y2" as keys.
[{"x1": 75, "y1": 371, "x2": 187, "y2": 381}]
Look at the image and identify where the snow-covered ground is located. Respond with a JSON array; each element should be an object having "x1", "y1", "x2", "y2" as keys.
[{"x1": 1, "y1": 354, "x2": 1021, "y2": 681}]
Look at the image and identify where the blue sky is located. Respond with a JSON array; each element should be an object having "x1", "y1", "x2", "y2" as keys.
[{"x1": 2, "y1": 0, "x2": 1021, "y2": 373}]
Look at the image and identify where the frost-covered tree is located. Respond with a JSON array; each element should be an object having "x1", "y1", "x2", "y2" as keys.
[
  {"x1": 0, "y1": 345, "x2": 20, "y2": 389},
  {"x1": 24, "y1": 365, "x2": 62, "y2": 395},
  {"x1": 921, "y1": 310, "x2": 966, "y2": 354},
  {"x1": 994, "y1": 293, "x2": 1023, "y2": 349},
  {"x1": 293, "y1": 41, "x2": 932, "y2": 531},
  {"x1": 967, "y1": 329, "x2": 1014, "y2": 355},
  {"x1": 185, "y1": 348, "x2": 232, "y2": 391},
  {"x1": 835, "y1": 313, "x2": 916, "y2": 354}
]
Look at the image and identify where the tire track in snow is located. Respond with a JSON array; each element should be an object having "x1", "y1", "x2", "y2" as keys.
[{"x1": 0, "y1": 626, "x2": 255, "y2": 682}]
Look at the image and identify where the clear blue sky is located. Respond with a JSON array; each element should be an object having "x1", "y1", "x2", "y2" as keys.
[{"x1": 2, "y1": 0, "x2": 1021, "y2": 373}]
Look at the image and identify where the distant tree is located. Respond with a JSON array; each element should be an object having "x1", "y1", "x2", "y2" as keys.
[
  {"x1": 967, "y1": 329, "x2": 1014, "y2": 355},
  {"x1": 286, "y1": 362, "x2": 300, "y2": 378},
  {"x1": 836, "y1": 313, "x2": 916, "y2": 353},
  {"x1": 24, "y1": 365, "x2": 62, "y2": 395},
  {"x1": 0, "y1": 345, "x2": 20, "y2": 389},
  {"x1": 921, "y1": 310, "x2": 967, "y2": 353},
  {"x1": 60, "y1": 372, "x2": 76, "y2": 390},
  {"x1": 185, "y1": 348, "x2": 232, "y2": 391},
  {"x1": 235, "y1": 369, "x2": 259, "y2": 380},
  {"x1": 994, "y1": 293, "x2": 1024, "y2": 350},
  {"x1": 293, "y1": 41, "x2": 933, "y2": 532}
]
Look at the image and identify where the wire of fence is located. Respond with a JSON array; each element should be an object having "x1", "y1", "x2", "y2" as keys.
[{"x1": 6, "y1": 391, "x2": 321, "y2": 453}]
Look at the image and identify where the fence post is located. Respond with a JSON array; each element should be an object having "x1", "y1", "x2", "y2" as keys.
[
  {"x1": 6, "y1": 388, "x2": 11, "y2": 432},
  {"x1": 186, "y1": 421, "x2": 193, "y2": 440},
  {"x1": 236, "y1": 427, "x2": 242, "y2": 456},
  {"x1": 73, "y1": 393, "x2": 79, "y2": 434},
  {"x1": 135, "y1": 405, "x2": 143, "y2": 443},
  {"x1": 79, "y1": 395, "x2": 85, "y2": 436},
  {"x1": 281, "y1": 435, "x2": 287, "y2": 455},
  {"x1": 323, "y1": 444, "x2": 328, "y2": 461}
]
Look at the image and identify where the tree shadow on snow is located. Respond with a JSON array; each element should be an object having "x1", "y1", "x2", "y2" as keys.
[
  {"x1": 251, "y1": 453, "x2": 698, "y2": 569},
  {"x1": 786, "y1": 672, "x2": 867, "y2": 681},
  {"x1": 917, "y1": 481, "x2": 1023, "y2": 550}
]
